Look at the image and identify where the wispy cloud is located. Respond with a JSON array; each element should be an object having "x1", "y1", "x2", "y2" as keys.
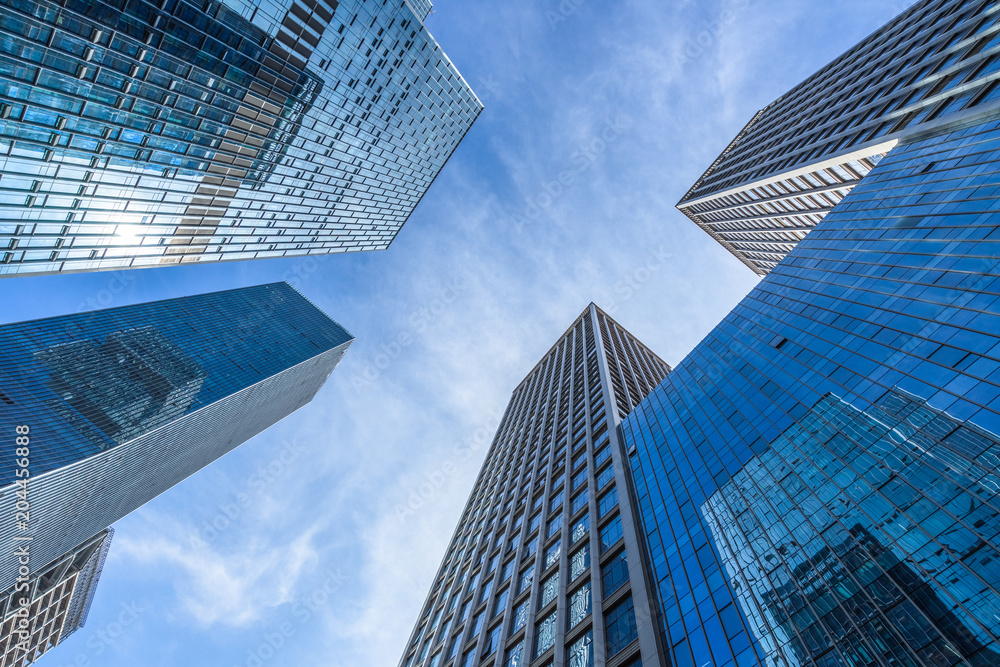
[
  {"x1": 2, "y1": 1, "x2": 911, "y2": 666},
  {"x1": 113, "y1": 514, "x2": 323, "y2": 628}
]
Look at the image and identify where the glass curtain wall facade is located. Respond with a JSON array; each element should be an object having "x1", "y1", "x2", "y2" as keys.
[
  {"x1": 399, "y1": 305, "x2": 671, "y2": 667},
  {"x1": 0, "y1": 0, "x2": 481, "y2": 277},
  {"x1": 0, "y1": 282, "x2": 353, "y2": 592},
  {"x1": 677, "y1": 0, "x2": 1000, "y2": 274},
  {"x1": 623, "y1": 114, "x2": 1000, "y2": 667},
  {"x1": 0, "y1": 529, "x2": 112, "y2": 667}
]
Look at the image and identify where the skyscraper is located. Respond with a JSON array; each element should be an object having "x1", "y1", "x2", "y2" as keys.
[
  {"x1": 0, "y1": 0, "x2": 481, "y2": 277},
  {"x1": 623, "y1": 113, "x2": 1000, "y2": 666},
  {"x1": 399, "y1": 305, "x2": 671, "y2": 667},
  {"x1": 0, "y1": 282, "x2": 353, "y2": 592},
  {"x1": 0, "y1": 529, "x2": 112, "y2": 667},
  {"x1": 677, "y1": 0, "x2": 1000, "y2": 275}
]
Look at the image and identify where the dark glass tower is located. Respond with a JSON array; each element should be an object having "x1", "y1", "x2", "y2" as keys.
[
  {"x1": 677, "y1": 0, "x2": 1000, "y2": 275},
  {"x1": 624, "y1": 114, "x2": 1000, "y2": 666},
  {"x1": 0, "y1": 0, "x2": 481, "y2": 277},
  {"x1": 399, "y1": 305, "x2": 671, "y2": 667},
  {"x1": 0, "y1": 282, "x2": 353, "y2": 592}
]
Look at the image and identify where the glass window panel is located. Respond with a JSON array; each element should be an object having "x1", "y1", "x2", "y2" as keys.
[
  {"x1": 511, "y1": 599, "x2": 529, "y2": 632},
  {"x1": 541, "y1": 573, "x2": 559, "y2": 606},
  {"x1": 597, "y1": 486, "x2": 618, "y2": 518},
  {"x1": 567, "y1": 630, "x2": 594, "y2": 667},
  {"x1": 600, "y1": 515, "x2": 623, "y2": 553},
  {"x1": 534, "y1": 612, "x2": 557, "y2": 658},
  {"x1": 519, "y1": 564, "x2": 535, "y2": 594},
  {"x1": 604, "y1": 596, "x2": 638, "y2": 656},
  {"x1": 569, "y1": 581, "x2": 592, "y2": 629},
  {"x1": 572, "y1": 488, "x2": 589, "y2": 513},
  {"x1": 482, "y1": 624, "x2": 502, "y2": 657},
  {"x1": 548, "y1": 514, "x2": 563, "y2": 538},
  {"x1": 504, "y1": 640, "x2": 525, "y2": 667},
  {"x1": 571, "y1": 512, "x2": 590, "y2": 544},
  {"x1": 596, "y1": 464, "x2": 615, "y2": 490},
  {"x1": 550, "y1": 490, "x2": 564, "y2": 513},
  {"x1": 493, "y1": 588, "x2": 509, "y2": 618},
  {"x1": 545, "y1": 539, "x2": 561, "y2": 568},
  {"x1": 601, "y1": 550, "x2": 629, "y2": 596},
  {"x1": 570, "y1": 543, "x2": 590, "y2": 581}
]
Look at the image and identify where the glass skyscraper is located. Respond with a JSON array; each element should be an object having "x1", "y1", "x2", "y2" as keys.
[
  {"x1": 0, "y1": 282, "x2": 353, "y2": 593},
  {"x1": 622, "y1": 112, "x2": 1000, "y2": 666},
  {"x1": 677, "y1": 0, "x2": 1000, "y2": 275},
  {"x1": 399, "y1": 305, "x2": 671, "y2": 667},
  {"x1": 0, "y1": 529, "x2": 112, "y2": 666},
  {"x1": 0, "y1": 0, "x2": 481, "y2": 277},
  {"x1": 406, "y1": 4, "x2": 1000, "y2": 667}
]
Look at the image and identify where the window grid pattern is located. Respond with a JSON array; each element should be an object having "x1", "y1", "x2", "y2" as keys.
[
  {"x1": 399, "y1": 305, "x2": 669, "y2": 667},
  {"x1": 0, "y1": 0, "x2": 481, "y2": 277},
  {"x1": 0, "y1": 282, "x2": 352, "y2": 594},
  {"x1": 679, "y1": 0, "x2": 1000, "y2": 274},
  {"x1": 0, "y1": 529, "x2": 110, "y2": 667},
  {"x1": 625, "y1": 116, "x2": 1000, "y2": 667}
]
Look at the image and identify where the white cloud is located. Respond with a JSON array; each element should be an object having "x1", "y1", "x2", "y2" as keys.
[{"x1": 113, "y1": 514, "x2": 322, "y2": 628}]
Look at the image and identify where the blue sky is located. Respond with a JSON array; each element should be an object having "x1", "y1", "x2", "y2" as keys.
[{"x1": 0, "y1": 1, "x2": 913, "y2": 665}]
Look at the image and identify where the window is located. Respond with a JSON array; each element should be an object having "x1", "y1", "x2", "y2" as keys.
[
  {"x1": 547, "y1": 514, "x2": 563, "y2": 538},
  {"x1": 460, "y1": 650, "x2": 476, "y2": 667},
  {"x1": 571, "y1": 512, "x2": 589, "y2": 543},
  {"x1": 471, "y1": 612, "x2": 484, "y2": 638},
  {"x1": 534, "y1": 612, "x2": 557, "y2": 658},
  {"x1": 594, "y1": 445, "x2": 610, "y2": 467},
  {"x1": 524, "y1": 536, "x2": 538, "y2": 559},
  {"x1": 511, "y1": 599, "x2": 529, "y2": 632},
  {"x1": 504, "y1": 640, "x2": 525, "y2": 667},
  {"x1": 549, "y1": 490, "x2": 564, "y2": 513},
  {"x1": 571, "y1": 489, "x2": 588, "y2": 514},
  {"x1": 605, "y1": 596, "x2": 638, "y2": 656},
  {"x1": 460, "y1": 599, "x2": 472, "y2": 622},
  {"x1": 570, "y1": 544, "x2": 590, "y2": 580},
  {"x1": 468, "y1": 572, "x2": 480, "y2": 594},
  {"x1": 493, "y1": 588, "x2": 509, "y2": 618},
  {"x1": 541, "y1": 572, "x2": 559, "y2": 606},
  {"x1": 528, "y1": 513, "x2": 541, "y2": 534},
  {"x1": 507, "y1": 532, "x2": 521, "y2": 553},
  {"x1": 597, "y1": 486, "x2": 618, "y2": 518},
  {"x1": 617, "y1": 655, "x2": 643, "y2": 667},
  {"x1": 428, "y1": 652, "x2": 441, "y2": 667},
  {"x1": 552, "y1": 472, "x2": 565, "y2": 490},
  {"x1": 600, "y1": 515, "x2": 623, "y2": 553},
  {"x1": 596, "y1": 465, "x2": 614, "y2": 489},
  {"x1": 545, "y1": 539, "x2": 561, "y2": 568},
  {"x1": 488, "y1": 554, "x2": 500, "y2": 574},
  {"x1": 602, "y1": 550, "x2": 629, "y2": 596},
  {"x1": 482, "y1": 623, "x2": 502, "y2": 657},
  {"x1": 571, "y1": 467, "x2": 587, "y2": 490},
  {"x1": 568, "y1": 581, "x2": 591, "y2": 629},
  {"x1": 447, "y1": 634, "x2": 461, "y2": 659},
  {"x1": 567, "y1": 630, "x2": 593, "y2": 667},
  {"x1": 501, "y1": 559, "x2": 515, "y2": 582},
  {"x1": 479, "y1": 578, "x2": 494, "y2": 604},
  {"x1": 519, "y1": 564, "x2": 535, "y2": 594}
]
